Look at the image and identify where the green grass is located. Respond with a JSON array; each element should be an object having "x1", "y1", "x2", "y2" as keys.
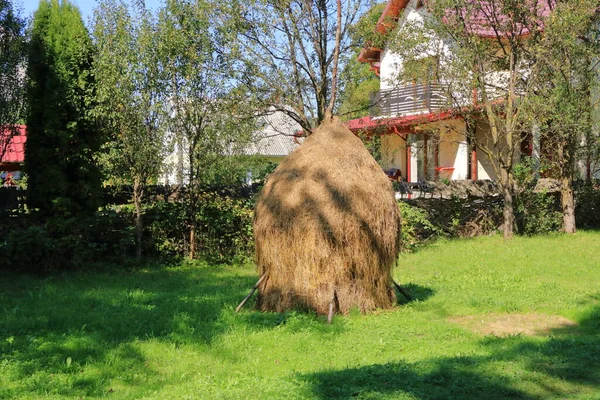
[{"x1": 1, "y1": 232, "x2": 600, "y2": 399}]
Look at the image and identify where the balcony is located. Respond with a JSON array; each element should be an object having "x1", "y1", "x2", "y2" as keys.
[{"x1": 370, "y1": 83, "x2": 449, "y2": 117}]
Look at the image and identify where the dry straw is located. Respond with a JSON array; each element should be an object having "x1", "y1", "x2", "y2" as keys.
[{"x1": 253, "y1": 117, "x2": 401, "y2": 315}]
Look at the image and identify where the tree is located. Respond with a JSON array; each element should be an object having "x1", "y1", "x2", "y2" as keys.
[
  {"x1": 337, "y1": 2, "x2": 385, "y2": 121},
  {"x1": 229, "y1": 0, "x2": 372, "y2": 132},
  {"x1": 388, "y1": 0, "x2": 560, "y2": 238},
  {"x1": 25, "y1": 0, "x2": 102, "y2": 216},
  {"x1": 524, "y1": 0, "x2": 599, "y2": 234},
  {"x1": 93, "y1": 0, "x2": 169, "y2": 261},
  {"x1": 0, "y1": 0, "x2": 26, "y2": 160},
  {"x1": 158, "y1": 0, "x2": 254, "y2": 258}
]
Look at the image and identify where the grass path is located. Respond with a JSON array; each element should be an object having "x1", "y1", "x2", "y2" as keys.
[{"x1": 1, "y1": 232, "x2": 599, "y2": 399}]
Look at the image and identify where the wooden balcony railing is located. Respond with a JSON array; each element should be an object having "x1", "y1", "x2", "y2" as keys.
[{"x1": 370, "y1": 83, "x2": 449, "y2": 117}]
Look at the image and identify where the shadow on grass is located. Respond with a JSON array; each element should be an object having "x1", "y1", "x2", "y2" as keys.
[
  {"x1": 395, "y1": 283, "x2": 435, "y2": 305},
  {"x1": 303, "y1": 301, "x2": 600, "y2": 399},
  {"x1": 0, "y1": 264, "x2": 278, "y2": 397}
]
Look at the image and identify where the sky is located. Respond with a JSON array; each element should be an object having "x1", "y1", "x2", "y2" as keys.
[{"x1": 17, "y1": 0, "x2": 162, "y2": 27}]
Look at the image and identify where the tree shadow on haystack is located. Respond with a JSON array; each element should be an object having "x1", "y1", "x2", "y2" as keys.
[{"x1": 249, "y1": 117, "x2": 405, "y2": 319}]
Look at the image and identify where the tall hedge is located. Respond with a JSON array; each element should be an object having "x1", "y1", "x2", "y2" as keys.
[{"x1": 25, "y1": 0, "x2": 102, "y2": 216}]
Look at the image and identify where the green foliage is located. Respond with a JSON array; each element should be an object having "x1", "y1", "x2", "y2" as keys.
[
  {"x1": 0, "y1": 211, "x2": 135, "y2": 273},
  {"x1": 93, "y1": 0, "x2": 171, "y2": 260},
  {"x1": 338, "y1": 2, "x2": 384, "y2": 120},
  {"x1": 230, "y1": 0, "x2": 372, "y2": 129},
  {"x1": 575, "y1": 180, "x2": 600, "y2": 229},
  {"x1": 2, "y1": 233, "x2": 600, "y2": 398},
  {"x1": 143, "y1": 192, "x2": 254, "y2": 262},
  {"x1": 195, "y1": 192, "x2": 254, "y2": 262},
  {"x1": 398, "y1": 196, "x2": 502, "y2": 251},
  {"x1": 25, "y1": 0, "x2": 103, "y2": 216},
  {"x1": 399, "y1": 201, "x2": 442, "y2": 252},
  {"x1": 0, "y1": 0, "x2": 26, "y2": 131},
  {"x1": 513, "y1": 158, "x2": 562, "y2": 235}
]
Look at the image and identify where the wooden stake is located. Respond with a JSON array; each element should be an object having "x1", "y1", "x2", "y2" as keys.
[
  {"x1": 392, "y1": 280, "x2": 412, "y2": 301},
  {"x1": 235, "y1": 274, "x2": 267, "y2": 313},
  {"x1": 327, "y1": 290, "x2": 337, "y2": 324}
]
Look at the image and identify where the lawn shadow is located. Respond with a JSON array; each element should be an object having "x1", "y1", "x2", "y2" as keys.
[
  {"x1": 303, "y1": 301, "x2": 600, "y2": 399},
  {"x1": 395, "y1": 283, "x2": 435, "y2": 305},
  {"x1": 0, "y1": 264, "x2": 278, "y2": 397},
  {"x1": 303, "y1": 359, "x2": 533, "y2": 399}
]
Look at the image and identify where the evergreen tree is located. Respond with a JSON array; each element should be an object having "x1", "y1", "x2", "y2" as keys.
[
  {"x1": 25, "y1": 0, "x2": 102, "y2": 216},
  {"x1": 0, "y1": 0, "x2": 26, "y2": 159}
]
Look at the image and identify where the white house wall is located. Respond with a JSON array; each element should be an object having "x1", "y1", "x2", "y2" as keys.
[
  {"x1": 380, "y1": 0, "x2": 450, "y2": 91},
  {"x1": 475, "y1": 123, "x2": 496, "y2": 180},
  {"x1": 435, "y1": 119, "x2": 468, "y2": 180},
  {"x1": 381, "y1": 134, "x2": 407, "y2": 178}
]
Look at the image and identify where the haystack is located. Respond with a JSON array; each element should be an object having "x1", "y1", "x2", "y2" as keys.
[{"x1": 253, "y1": 117, "x2": 401, "y2": 315}]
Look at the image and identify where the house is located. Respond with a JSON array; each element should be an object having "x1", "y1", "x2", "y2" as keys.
[
  {"x1": 159, "y1": 108, "x2": 303, "y2": 185},
  {"x1": 0, "y1": 125, "x2": 26, "y2": 182},
  {"x1": 347, "y1": 0, "x2": 599, "y2": 183},
  {"x1": 243, "y1": 108, "x2": 303, "y2": 164}
]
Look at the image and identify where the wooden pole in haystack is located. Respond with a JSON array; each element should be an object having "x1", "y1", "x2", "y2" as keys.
[
  {"x1": 252, "y1": 116, "x2": 402, "y2": 316},
  {"x1": 236, "y1": 274, "x2": 267, "y2": 312}
]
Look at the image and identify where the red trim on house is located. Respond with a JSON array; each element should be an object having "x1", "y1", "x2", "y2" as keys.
[
  {"x1": 357, "y1": 0, "x2": 409, "y2": 67},
  {"x1": 471, "y1": 146, "x2": 478, "y2": 180},
  {"x1": 434, "y1": 144, "x2": 439, "y2": 178},
  {"x1": 346, "y1": 110, "x2": 456, "y2": 135}
]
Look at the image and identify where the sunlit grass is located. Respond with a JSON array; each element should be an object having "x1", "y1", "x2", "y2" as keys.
[{"x1": 1, "y1": 232, "x2": 599, "y2": 399}]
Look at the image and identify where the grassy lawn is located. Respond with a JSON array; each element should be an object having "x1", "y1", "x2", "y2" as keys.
[{"x1": 1, "y1": 232, "x2": 600, "y2": 399}]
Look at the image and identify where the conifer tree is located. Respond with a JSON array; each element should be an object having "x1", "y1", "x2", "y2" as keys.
[{"x1": 25, "y1": 0, "x2": 102, "y2": 216}]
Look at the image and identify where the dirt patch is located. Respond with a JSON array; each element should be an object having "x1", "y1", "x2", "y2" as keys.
[{"x1": 449, "y1": 313, "x2": 578, "y2": 337}]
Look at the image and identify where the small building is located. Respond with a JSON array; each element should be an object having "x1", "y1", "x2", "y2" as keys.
[{"x1": 0, "y1": 125, "x2": 27, "y2": 182}]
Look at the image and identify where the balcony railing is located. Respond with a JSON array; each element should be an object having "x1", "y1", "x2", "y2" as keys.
[{"x1": 370, "y1": 83, "x2": 449, "y2": 117}]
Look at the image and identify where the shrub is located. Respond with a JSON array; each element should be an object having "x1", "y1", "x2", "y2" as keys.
[
  {"x1": 141, "y1": 192, "x2": 255, "y2": 262},
  {"x1": 575, "y1": 180, "x2": 600, "y2": 229},
  {"x1": 0, "y1": 211, "x2": 135, "y2": 274},
  {"x1": 513, "y1": 158, "x2": 562, "y2": 235},
  {"x1": 398, "y1": 202, "x2": 442, "y2": 252}
]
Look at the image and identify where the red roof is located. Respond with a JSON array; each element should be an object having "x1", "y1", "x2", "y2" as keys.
[
  {"x1": 359, "y1": 0, "x2": 554, "y2": 65},
  {"x1": 443, "y1": 0, "x2": 553, "y2": 39},
  {"x1": 1, "y1": 125, "x2": 27, "y2": 164},
  {"x1": 347, "y1": 110, "x2": 456, "y2": 134}
]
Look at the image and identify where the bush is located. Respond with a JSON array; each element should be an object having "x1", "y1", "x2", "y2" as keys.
[
  {"x1": 0, "y1": 210, "x2": 135, "y2": 274},
  {"x1": 399, "y1": 202, "x2": 442, "y2": 252},
  {"x1": 141, "y1": 192, "x2": 255, "y2": 262},
  {"x1": 575, "y1": 180, "x2": 600, "y2": 229},
  {"x1": 513, "y1": 158, "x2": 562, "y2": 235},
  {"x1": 195, "y1": 192, "x2": 254, "y2": 262},
  {"x1": 398, "y1": 196, "x2": 502, "y2": 252}
]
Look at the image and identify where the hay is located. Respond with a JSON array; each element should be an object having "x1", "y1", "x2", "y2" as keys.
[{"x1": 253, "y1": 117, "x2": 401, "y2": 315}]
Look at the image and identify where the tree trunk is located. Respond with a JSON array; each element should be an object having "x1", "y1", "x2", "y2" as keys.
[
  {"x1": 500, "y1": 168, "x2": 515, "y2": 239},
  {"x1": 561, "y1": 174, "x2": 576, "y2": 234},
  {"x1": 189, "y1": 226, "x2": 196, "y2": 259},
  {"x1": 133, "y1": 178, "x2": 144, "y2": 262}
]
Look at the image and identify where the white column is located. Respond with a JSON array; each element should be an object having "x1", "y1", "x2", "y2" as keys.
[
  {"x1": 453, "y1": 140, "x2": 468, "y2": 180},
  {"x1": 409, "y1": 135, "x2": 418, "y2": 182}
]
